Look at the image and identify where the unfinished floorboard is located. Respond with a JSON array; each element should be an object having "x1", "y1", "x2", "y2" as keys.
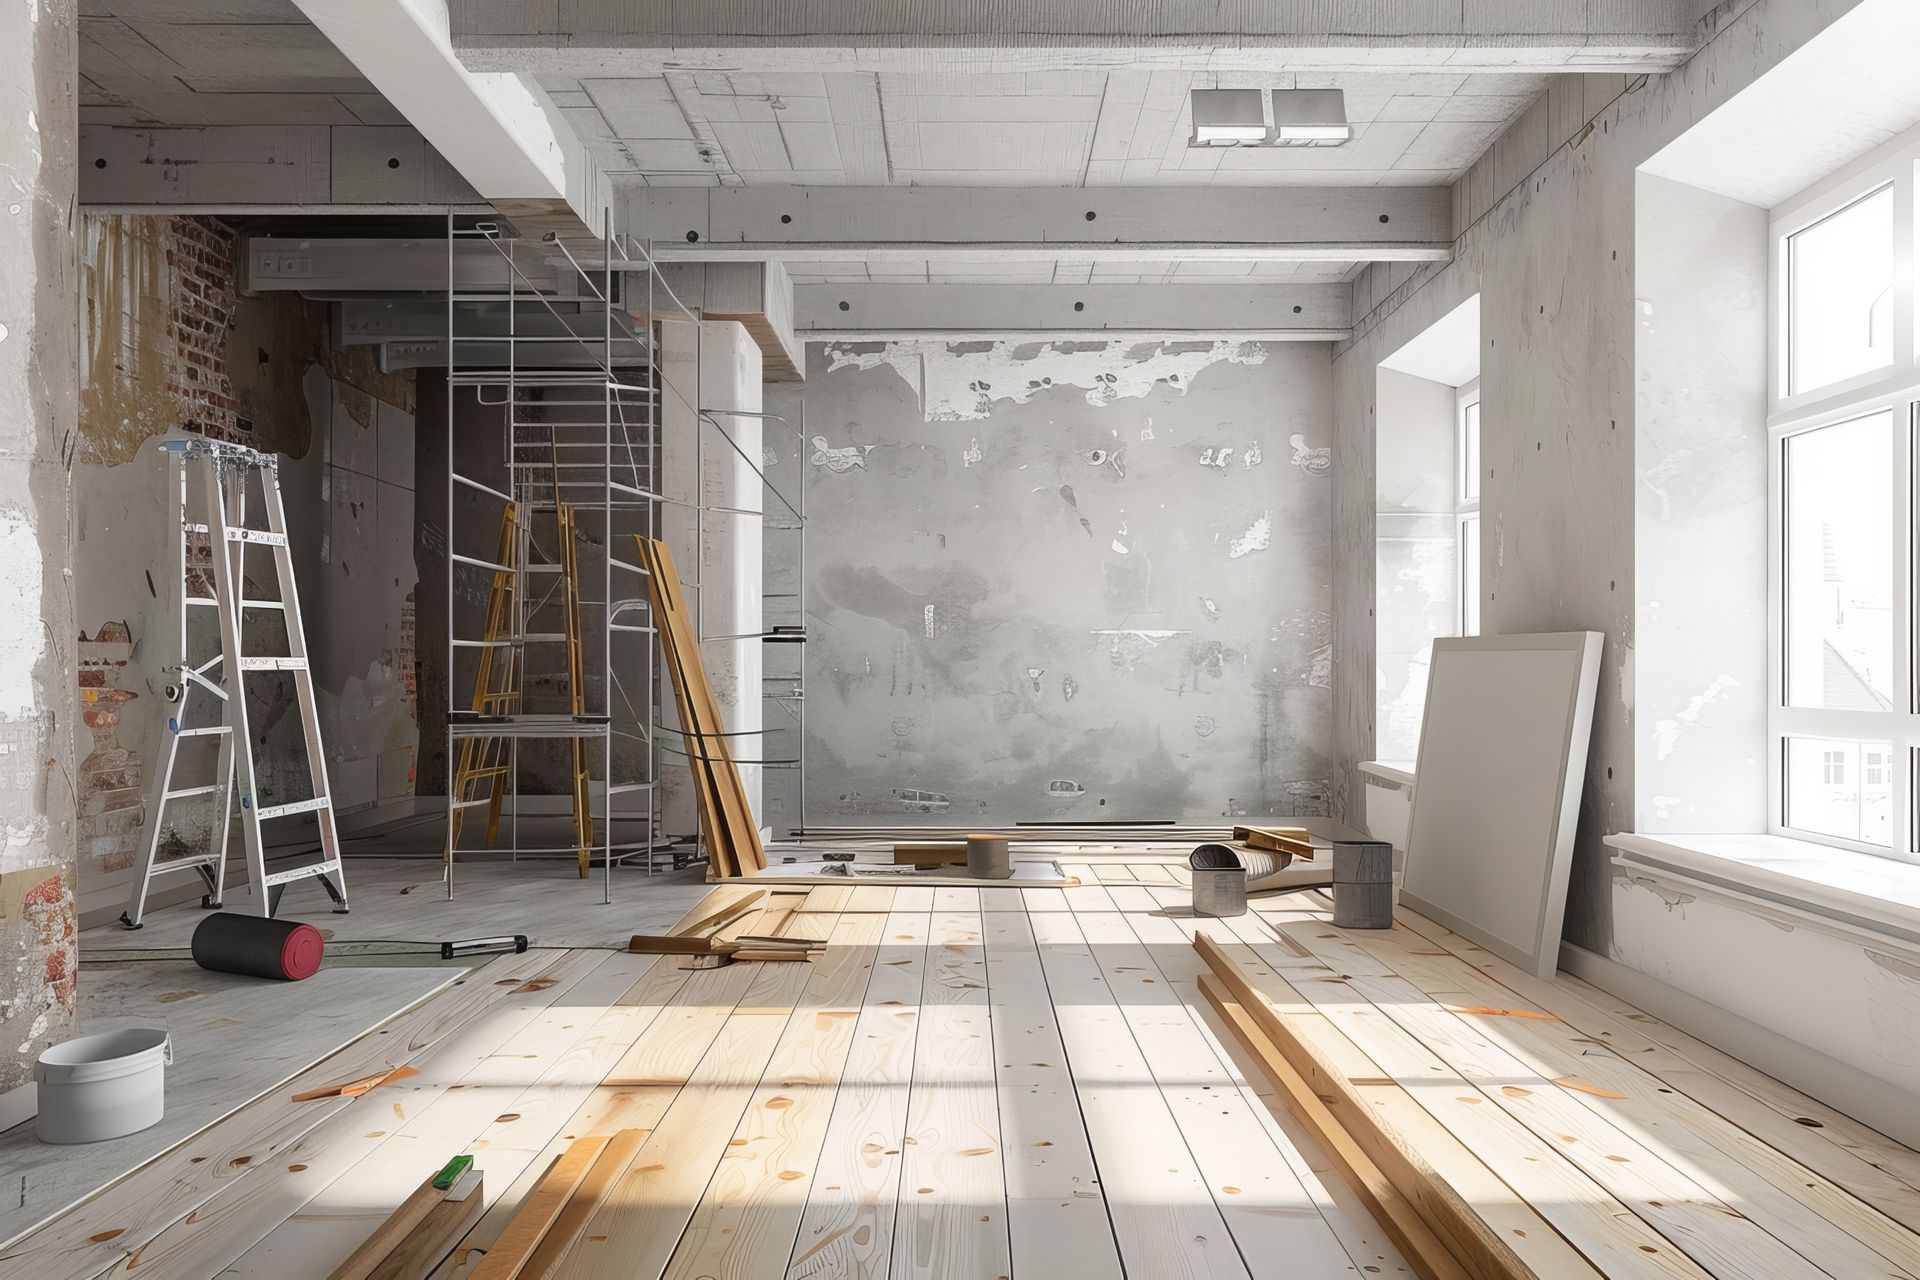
[
  {"x1": 787, "y1": 907, "x2": 932, "y2": 1280},
  {"x1": 0, "y1": 947, "x2": 570, "y2": 1280},
  {"x1": 1335, "y1": 912, "x2": 1920, "y2": 1278},
  {"x1": 1206, "y1": 920, "x2": 1703, "y2": 1280},
  {"x1": 890, "y1": 905, "x2": 1012, "y2": 1280},
  {"x1": 1028, "y1": 907, "x2": 1253, "y2": 1279},
  {"x1": 227, "y1": 951, "x2": 662, "y2": 1277},
  {"x1": 979, "y1": 908, "x2": 1123, "y2": 1278},
  {"x1": 1071, "y1": 906, "x2": 1364, "y2": 1278},
  {"x1": 553, "y1": 921, "x2": 834, "y2": 1278},
  {"x1": 99, "y1": 949, "x2": 614, "y2": 1280},
  {"x1": 662, "y1": 911, "x2": 888, "y2": 1278}
]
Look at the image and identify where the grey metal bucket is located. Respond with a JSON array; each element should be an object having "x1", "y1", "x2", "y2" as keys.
[
  {"x1": 1189, "y1": 844, "x2": 1249, "y2": 918},
  {"x1": 36, "y1": 1027, "x2": 172, "y2": 1144}
]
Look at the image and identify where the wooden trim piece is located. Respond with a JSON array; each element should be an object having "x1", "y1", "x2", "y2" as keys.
[
  {"x1": 469, "y1": 1137, "x2": 610, "y2": 1280},
  {"x1": 1192, "y1": 932, "x2": 1577, "y2": 1280},
  {"x1": 518, "y1": 1130, "x2": 648, "y2": 1280},
  {"x1": 328, "y1": 1171, "x2": 455, "y2": 1280},
  {"x1": 667, "y1": 889, "x2": 768, "y2": 940},
  {"x1": 1198, "y1": 974, "x2": 1469, "y2": 1280},
  {"x1": 367, "y1": 1172, "x2": 485, "y2": 1280}
]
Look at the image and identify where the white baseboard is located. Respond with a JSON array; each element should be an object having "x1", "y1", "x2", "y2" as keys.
[
  {"x1": 1560, "y1": 942, "x2": 1920, "y2": 1149},
  {"x1": 0, "y1": 1080, "x2": 36, "y2": 1134}
]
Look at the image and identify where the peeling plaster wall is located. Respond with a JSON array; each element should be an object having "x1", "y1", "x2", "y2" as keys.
[
  {"x1": 769, "y1": 337, "x2": 1333, "y2": 828},
  {"x1": 0, "y1": 0, "x2": 78, "y2": 1099},
  {"x1": 72, "y1": 215, "x2": 418, "y2": 924}
]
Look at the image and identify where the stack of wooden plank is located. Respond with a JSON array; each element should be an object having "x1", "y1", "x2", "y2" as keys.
[
  {"x1": 636, "y1": 537, "x2": 766, "y2": 879},
  {"x1": 1232, "y1": 824, "x2": 1317, "y2": 859},
  {"x1": 626, "y1": 885, "x2": 823, "y2": 963},
  {"x1": 327, "y1": 1157, "x2": 483, "y2": 1280},
  {"x1": 465, "y1": 1132, "x2": 649, "y2": 1278}
]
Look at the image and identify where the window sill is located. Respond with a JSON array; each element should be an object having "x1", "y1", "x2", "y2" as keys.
[
  {"x1": 1605, "y1": 831, "x2": 1920, "y2": 956},
  {"x1": 1358, "y1": 761, "x2": 1415, "y2": 789}
]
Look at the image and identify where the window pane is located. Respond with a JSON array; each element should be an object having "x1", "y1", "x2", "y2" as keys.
[
  {"x1": 1460, "y1": 401, "x2": 1481, "y2": 502},
  {"x1": 1788, "y1": 185, "x2": 1895, "y2": 395},
  {"x1": 1785, "y1": 736, "x2": 1893, "y2": 845},
  {"x1": 1784, "y1": 410, "x2": 1893, "y2": 709},
  {"x1": 1459, "y1": 514, "x2": 1480, "y2": 636}
]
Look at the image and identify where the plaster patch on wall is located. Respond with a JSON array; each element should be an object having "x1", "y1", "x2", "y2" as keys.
[
  {"x1": 1652, "y1": 674, "x2": 1740, "y2": 761},
  {"x1": 823, "y1": 338, "x2": 1269, "y2": 422},
  {"x1": 1640, "y1": 447, "x2": 1693, "y2": 522},
  {"x1": 1287, "y1": 433, "x2": 1331, "y2": 475},
  {"x1": 1617, "y1": 871, "x2": 1697, "y2": 910},
  {"x1": 1228, "y1": 514, "x2": 1272, "y2": 559}
]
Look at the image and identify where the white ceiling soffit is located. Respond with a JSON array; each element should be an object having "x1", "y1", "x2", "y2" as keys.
[
  {"x1": 1378, "y1": 293, "x2": 1481, "y2": 386},
  {"x1": 1641, "y1": 0, "x2": 1920, "y2": 210},
  {"x1": 449, "y1": 1, "x2": 1706, "y2": 74},
  {"x1": 551, "y1": 69, "x2": 1543, "y2": 189}
]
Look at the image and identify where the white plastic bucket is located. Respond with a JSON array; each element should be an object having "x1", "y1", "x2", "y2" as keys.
[{"x1": 35, "y1": 1028, "x2": 172, "y2": 1144}]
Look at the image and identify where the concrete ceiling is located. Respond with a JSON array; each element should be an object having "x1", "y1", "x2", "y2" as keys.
[
  {"x1": 546, "y1": 69, "x2": 1549, "y2": 190},
  {"x1": 779, "y1": 256, "x2": 1366, "y2": 287},
  {"x1": 79, "y1": 0, "x2": 407, "y2": 127}
]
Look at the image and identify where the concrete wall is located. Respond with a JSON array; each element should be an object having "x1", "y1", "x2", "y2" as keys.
[
  {"x1": 0, "y1": 0, "x2": 78, "y2": 1108},
  {"x1": 72, "y1": 215, "x2": 418, "y2": 925},
  {"x1": 1374, "y1": 367, "x2": 1457, "y2": 766},
  {"x1": 770, "y1": 336, "x2": 1334, "y2": 828}
]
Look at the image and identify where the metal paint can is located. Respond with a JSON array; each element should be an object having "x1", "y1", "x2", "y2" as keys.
[
  {"x1": 1331, "y1": 839, "x2": 1394, "y2": 929},
  {"x1": 966, "y1": 834, "x2": 1012, "y2": 879},
  {"x1": 1188, "y1": 844, "x2": 1249, "y2": 918}
]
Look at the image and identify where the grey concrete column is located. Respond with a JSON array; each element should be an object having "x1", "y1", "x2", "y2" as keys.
[{"x1": 0, "y1": 1, "x2": 79, "y2": 1117}]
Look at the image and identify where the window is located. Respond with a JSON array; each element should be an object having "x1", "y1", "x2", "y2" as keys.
[
  {"x1": 1769, "y1": 148, "x2": 1918, "y2": 861},
  {"x1": 1457, "y1": 381, "x2": 1481, "y2": 636}
]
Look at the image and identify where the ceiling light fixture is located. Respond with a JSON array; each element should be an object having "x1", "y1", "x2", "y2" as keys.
[
  {"x1": 1189, "y1": 89, "x2": 1267, "y2": 146},
  {"x1": 1271, "y1": 88, "x2": 1351, "y2": 146}
]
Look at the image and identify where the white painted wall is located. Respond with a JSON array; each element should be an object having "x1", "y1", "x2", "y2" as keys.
[
  {"x1": 659, "y1": 321, "x2": 765, "y2": 838},
  {"x1": 1374, "y1": 368, "x2": 1457, "y2": 766},
  {"x1": 1335, "y1": 0, "x2": 1920, "y2": 1124}
]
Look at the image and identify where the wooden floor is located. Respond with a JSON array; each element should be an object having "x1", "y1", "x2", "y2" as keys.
[{"x1": 7, "y1": 858, "x2": 1919, "y2": 1278}]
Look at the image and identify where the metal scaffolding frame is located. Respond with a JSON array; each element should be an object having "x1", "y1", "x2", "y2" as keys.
[{"x1": 443, "y1": 212, "x2": 699, "y2": 900}]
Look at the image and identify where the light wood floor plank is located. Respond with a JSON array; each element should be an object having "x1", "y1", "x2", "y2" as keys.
[
  {"x1": 980, "y1": 908, "x2": 1123, "y2": 1278},
  {"x1": 555, "y1": 921, "x2": 834, "y2": 1279},
  {"x1": 1379, "y1": 903, "x2": 1920, "y2": 1231},
  {"x1": 1342, "y1": 911, "x2": 1920, "y2": 1278},
  {"x1": 92, "y1": 949, "x2": 614, "y2": 1280},
  {"x1": 888, "y1": 905, "x2": 1011, "y2": 1279},
  {"x1": 664, "y1": 911, "x2": 890, "y2": 1279},
  {"x1": 225, "y1": 950, "x2": 663, "y2": 1277},
  {"x1": 438, "y1": 957, "x2": 770, "y2": 1278},
  {"x1": 1027, "y1": 908, "x2": 1252, "y2": 1279},
  {"x1": 1212, "y1": 914, "x2": 1709, "y2": 1279},
  {"x1": 787, "y1": 908, "x2": 932, "y2": 1279},
  {"x1": 1074, "y1": 906, "x2": 1366, "y2": 1278},
  {"x1": 0, "y1": 947, "x2": 572, "y2": 1280},
  {"x1": 1262, "y1": 908, "x2": 1838, "y2": 1279}
]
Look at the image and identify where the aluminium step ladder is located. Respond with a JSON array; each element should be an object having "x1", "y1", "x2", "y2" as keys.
[{"x1": 121, "y1": 438, "x2": 349, "y2": 927}]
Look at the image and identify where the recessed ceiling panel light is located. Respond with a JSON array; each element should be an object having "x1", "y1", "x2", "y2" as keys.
[
  {"x1": 1272, "y1": 88, "x2": 1351, "y2": 146},
  {"x1": 1190, "y1": 89, "x2": 1267, "y2": 146}
]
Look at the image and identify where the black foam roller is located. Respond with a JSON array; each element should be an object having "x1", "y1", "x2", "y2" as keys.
[{"x1": 191, "y1": 912, "x2": 325, "y2": 981}]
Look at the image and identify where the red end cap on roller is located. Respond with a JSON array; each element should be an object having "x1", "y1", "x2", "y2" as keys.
[{"x1": 279, "y1": 922, "x2": 325, "y2": 981}]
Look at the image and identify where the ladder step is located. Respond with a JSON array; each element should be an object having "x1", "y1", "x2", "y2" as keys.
[
  {"x1": 147, "y1": 854, "x2": 222, "y2": 875},
  {"x1": 225, "y1": 529, "x2": 288, "y2": 546},
  {"x1": 261, "y1": 858, "x2": 342, "y2": 888},
  {"x1": 242, "y1": 599, "x2": 287, "y2": 611},
  {"x1": 176, "y1": 725, "x2": 232, "y2": 737},
  {"x1": 185, "y1": 597, "x2": 220, "y2": 607},
  {"x1": 163, "y1": 784, "x2": 223, "y2": 801},
  {"x1": 255, "y1": 796, "x2": 331, "y2": 821},
  {"x1": 239, "y1": 656, "x2": 308, "y2": 672}
]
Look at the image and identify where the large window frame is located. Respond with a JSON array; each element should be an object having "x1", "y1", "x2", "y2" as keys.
[{"x1": 1768, "y1": 132, "x2": 1919, "y2": 862}]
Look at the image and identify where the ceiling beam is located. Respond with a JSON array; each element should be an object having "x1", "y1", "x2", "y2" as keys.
[
  {"x1": 79, "y1": 124, "x2": 485, "y2": 210},
  {"x1": 293, "y1": 0, "x2": 609, "y2": 238},
  {"x1": 450, "y1": 0, "x2": 1702, "y2": 74},
  {"x1": 794, "y1": 282, "x2": 1350, "y2": 340},
  {"x1": 628, "y1": 185, "x2": 1452, "y2": 264}
]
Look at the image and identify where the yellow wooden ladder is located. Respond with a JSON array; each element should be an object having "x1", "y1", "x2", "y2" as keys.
[
  {"x1": 557, "y1": 501, "x2": 593, "y2": 877},
  {"x1": 445, "y1": 504, "x2": 522, "y2": 865}
]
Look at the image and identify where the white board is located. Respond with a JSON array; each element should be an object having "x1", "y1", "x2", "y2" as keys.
[{"x1": 1401, "y1": 631, "x2": 1603, "y2": 979}]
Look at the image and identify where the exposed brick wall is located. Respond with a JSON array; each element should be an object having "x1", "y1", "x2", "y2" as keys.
[
  {"x1": 164, "y1": 217, "x2": 243, "y2": 440},
  {"x1": 77, "y1": 623, "x2": 144, "y2": 876}
]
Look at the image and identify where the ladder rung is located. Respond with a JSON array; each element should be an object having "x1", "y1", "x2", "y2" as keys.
[
  {"x1": 242, "y1": 599, "x2": 286, "y2": 611},
  {"x1": 225, "y1": 528, "x2": 288, "y2": 546},
  {"x1": 261, "y1": 858, "x2": 342, "y2": 888},
  {"x1": 147, "y1": 854, "x2": 222, "y2": 875},
  {"x1": 185, "y1": 596, "x2": 220, "y2": 607},
  {"x1": 239, "y1": 657, "x2": 307, "y2": 671},
  {"x1": 256, "y1": 796, "x2": 330, "y2": 821},
  {"x1": 449, "y1": 797, "x2": 496, "y2": 810},
  {"x1": 177, "y1": 725, "x2": 232, "y2": 737},
  {"x1": 163, "y1": 784, "x2": 223, "y2": 801},
  {"x1": 185, "y1": 522, "x2": 210, "y2": 534}
]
